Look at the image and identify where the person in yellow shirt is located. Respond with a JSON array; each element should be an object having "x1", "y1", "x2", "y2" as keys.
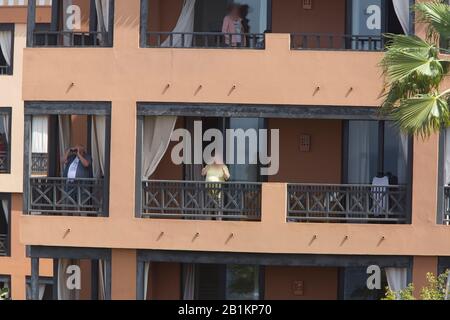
[{"x1": 202, "y1": 152, "x2": 230, "y2": 217}]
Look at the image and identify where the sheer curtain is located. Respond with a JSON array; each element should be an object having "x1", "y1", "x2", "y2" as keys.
[
  {"x1": 142, "y1": 116, "x2": 177, "y2": 179},
  {"x1": 392, "y1": 0, "x2": 411, "y2": 34},
  {"x1": 57, "y1": 259, "x2": 80, "y2": 300},
  {"x1": 32, "y1": 116, "x2": 48, "y2": 154},
  {"x1": 0, "y1": 30, "x2": 11, "y2": 67},
  {"x1": 386, "y1": 268, "x2": 408, "y2": 299},
  {"x1": 1, "y1": 199, "x2": 8, "y2": 224},
  {"x1": 397, "y1": 133, "x2": 409, "y2": 185},
  {"x1": 58, "y1": 115, "x2": 71, "y2": 175},
  {"x1": 183, "y1": 264, "x2": 195, "y2": 300},
  {"x1": 445, "y1": 129, "x2": 450, "y2": 186},
  {"x1": 26, "y1": 284, "x2": 46, "y2": 300},
  {"x1": 347, "y1": 121, "x2": 373, "y2": 184},
  {"x1": 95, "y1": 0, "x2": 110, "y2": 45},
  {"x1": 162, "y1": 0, "x2": 196, "y2": 47},
  {"x1": 91, "y1": 115, "x2": 106, "y2": 178},
  {"x1": 1, "y1": 113, "x2": 9, "y2": 145},
  {"x1": 144, "y1": 262, "x2": 150, "y2": 300},
  {"x1": 98, "y1": 259, "x2": 107, "y2": 300}
]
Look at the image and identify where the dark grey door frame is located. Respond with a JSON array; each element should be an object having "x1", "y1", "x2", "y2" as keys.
[
  {"x1": 23, "y1": 102, "x2": 112, "y2": 217},
  {"x1": 28, "y1": 246, "x2": 112, "y2": 300}
]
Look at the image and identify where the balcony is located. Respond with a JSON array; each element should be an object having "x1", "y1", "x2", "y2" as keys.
[
  {"x1": 24, "y1": 102, "x2": 111, "y2": 217},
  {"x1": 141, "y1": 180, "x2": 262, "y2": 221},
  {"x1": 141, "y1": 0, "x2": 408, "y2": 50},
  {"x1": 136, "y1": 107, "x2": 412, "y2": 225},
  {"x1": 287, "y1": 184, "x2": 408, "y2": 223},
  {"x1": 29, "y1": 177, "x2": 105, "y2": 216},
  {"x1": 27, "y1": 0, "x2": 114, "y2": 48}
]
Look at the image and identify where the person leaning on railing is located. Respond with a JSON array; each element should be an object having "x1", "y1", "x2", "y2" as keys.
[
  {"x1": 222, "y1": 4, "x2": 246, "y2": 47},
  {"x1": 202, "y1": 152, "x2": 230, "y2": 215}
]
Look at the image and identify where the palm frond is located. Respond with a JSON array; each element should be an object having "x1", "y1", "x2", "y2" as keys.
[
  {"x1": 415, "y1": 1, "x2": 450, "y2": 42},
  {"x1": 389, "y1": 94, "x2": 450, "y2": 137}
]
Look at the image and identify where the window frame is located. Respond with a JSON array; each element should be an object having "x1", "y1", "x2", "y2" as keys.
[
  {"x1": 0, "y1": 24, "x2": 14, "y2": 76},
  {"x1": 0, "y1": 107, "x2": 12, "y2": 174}
]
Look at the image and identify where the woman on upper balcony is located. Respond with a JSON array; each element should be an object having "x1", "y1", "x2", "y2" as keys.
[{"x1": 222, "y1": 4, "x2": 246, "y2": 47}]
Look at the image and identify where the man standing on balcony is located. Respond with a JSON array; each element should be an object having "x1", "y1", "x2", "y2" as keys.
[{"x1": 63, "y1": 145, "x2": 92, "y2": 180}]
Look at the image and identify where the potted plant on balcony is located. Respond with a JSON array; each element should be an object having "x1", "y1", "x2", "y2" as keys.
[{"x1": 380, "y1": 0, "x2": 450, "y2": 137}]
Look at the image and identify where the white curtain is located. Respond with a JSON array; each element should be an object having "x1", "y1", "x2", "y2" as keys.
[
  {"x1": 57, "y1": 258, "x2": 80, "y2": 300},
  {"x1": 98, "y1": 260, "x2": 107, "y2": 300},
  {"x1": 445, "y1": 128, "x2": 450, "y2": 186},
  {"x1": 183, "y1": 264, "x2": 195, "y2": 300},
  {"x1": 386, "y1": 267, "x2": 408, "y2": 299},
  {"x1": 397, "y1": 133, "x2": 409, "y2": 185},
  {"x1": 347, "y1": 121, "x2": 372, "y2": 184},
  {"x1": 1, "y1": 199, "x2": 8, "y2": 224},
  {"x1": 1, "y1": 113, "x2": 9, "y2": 144},
  {"x1": 32, "y1": 116, "x2": 48, "y2": 154},
  {"x1": 144, "y1": 262, "x2": 150, "y2": 300},
  {"x1": 162, "y1": 0, "x2": 196, "y2": 47},
  {"x1": 95, "y1": 0, "x2": 110, "y2": 46},
  {"x1": 26, "y1": 284, "x2": 46, "y2": 300},
  {"x1": 91, "y1": 115, "x2": 106, "y2": 178},
  {"x1": 392, "y1": 0, "x2": 410, "y2": 35},
  {"x1": 142, "y1": 116, "x2": 177, "y2": 179},
  {"x1": 0, "y1": 30, "x2": 12, "y2": 66},
  {"x1": 58, "y1": 115, "x2": 71, "y2": 175}
]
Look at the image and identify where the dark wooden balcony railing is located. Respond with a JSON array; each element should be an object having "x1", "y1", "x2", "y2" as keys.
[
  {"x1": 145, "y1": 32, "x2": 266, "y2": 49},
  {"x1": 291, "y1": 33, "x2": 385, "y2": 51},
  {"x1": 32, "y1": 31, "x2": 110, "y2": 47},
  {"x1": 31, "y1": 153, "x2": 49, "y2": 176},
  {"x1": 443, "y1": 186, "x2": 450, "y2": 225},
  {"x1": 0, "y1": 65, "x2": 11, "y2": 75},
  {"x1": 28, "y1": 177, "x2": 105, "y2": 216},
  {"x1": 141, "y1": 180, "x2": 262, "y2": 221},
  {"x1": 0, "y1": 151, "x2": 8, "y2": 173},
  {"x1": 287, "y1": 184, "x2": 408, "y2": 223},
  {"x1": 0, "y1": 234, "x2": 8, "y2": 257}
]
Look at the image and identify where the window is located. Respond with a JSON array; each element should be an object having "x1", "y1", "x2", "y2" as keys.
[
  {"x1": 142, "y1": 0, "x2": 268, "y2": 48},
  {"x1": 345, "y1": 121, "x2": 410, "y2": 185},
  {"x1": 186, "y1": 264, "x2": 262, "y2": 300},
  {"x1": 0, "y1": 24, "x2": 13, "y2": 75},
  {"x1": 0, "y1": 108, "x2": 11, "y2": 173},
  {"x1": 26, "y1": 277, "x2": 54, "y2": 301},
  {"x1": 28, "y1": 0, "x2": 114, "y2": 47},
  {"x1": 0, "y1": 194, "x2": 10, "y2": 257},
  {"x1": 0, "y1": 275, "x2": 10, "y2": 300}
]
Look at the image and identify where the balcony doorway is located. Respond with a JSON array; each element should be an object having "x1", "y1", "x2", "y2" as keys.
[{"x1": 25, "y1": 103, "x2": 111, "y2": 217}]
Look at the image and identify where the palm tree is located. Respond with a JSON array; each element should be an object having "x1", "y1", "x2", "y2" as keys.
[{"x1": 381, "y1": 0, "x2": 450, "y2": 138}]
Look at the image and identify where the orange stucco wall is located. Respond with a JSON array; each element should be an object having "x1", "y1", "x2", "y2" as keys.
[
  {"x1": 412, "y1": 256, "x2": 438, "y2": 298},
  {"x1": 268, "y1": 119, "x2": 342, "y2": 183},
  {"x1": 148, "y1": 262, "x2": 181, "y2": 300},
  {"x1": 0, "y1": 7, "x2": 51, "y2": 24},
  {"x1": 264, "y1": 266, "x2": 338, "y2": 300},
  {"x1": 272, "y1": 0, "x2": 346, "y2": 35},
  {"x1": 16, "y1": 0, "x2": 450, "y2": 257},
  {"x1": 0, "y1": 0, "x2": 445, "y2": 301}
]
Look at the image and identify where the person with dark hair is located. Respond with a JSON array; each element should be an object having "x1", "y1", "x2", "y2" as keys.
[{"x1": 222, "y1": 3, "x2": 245, "y2": 47}]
